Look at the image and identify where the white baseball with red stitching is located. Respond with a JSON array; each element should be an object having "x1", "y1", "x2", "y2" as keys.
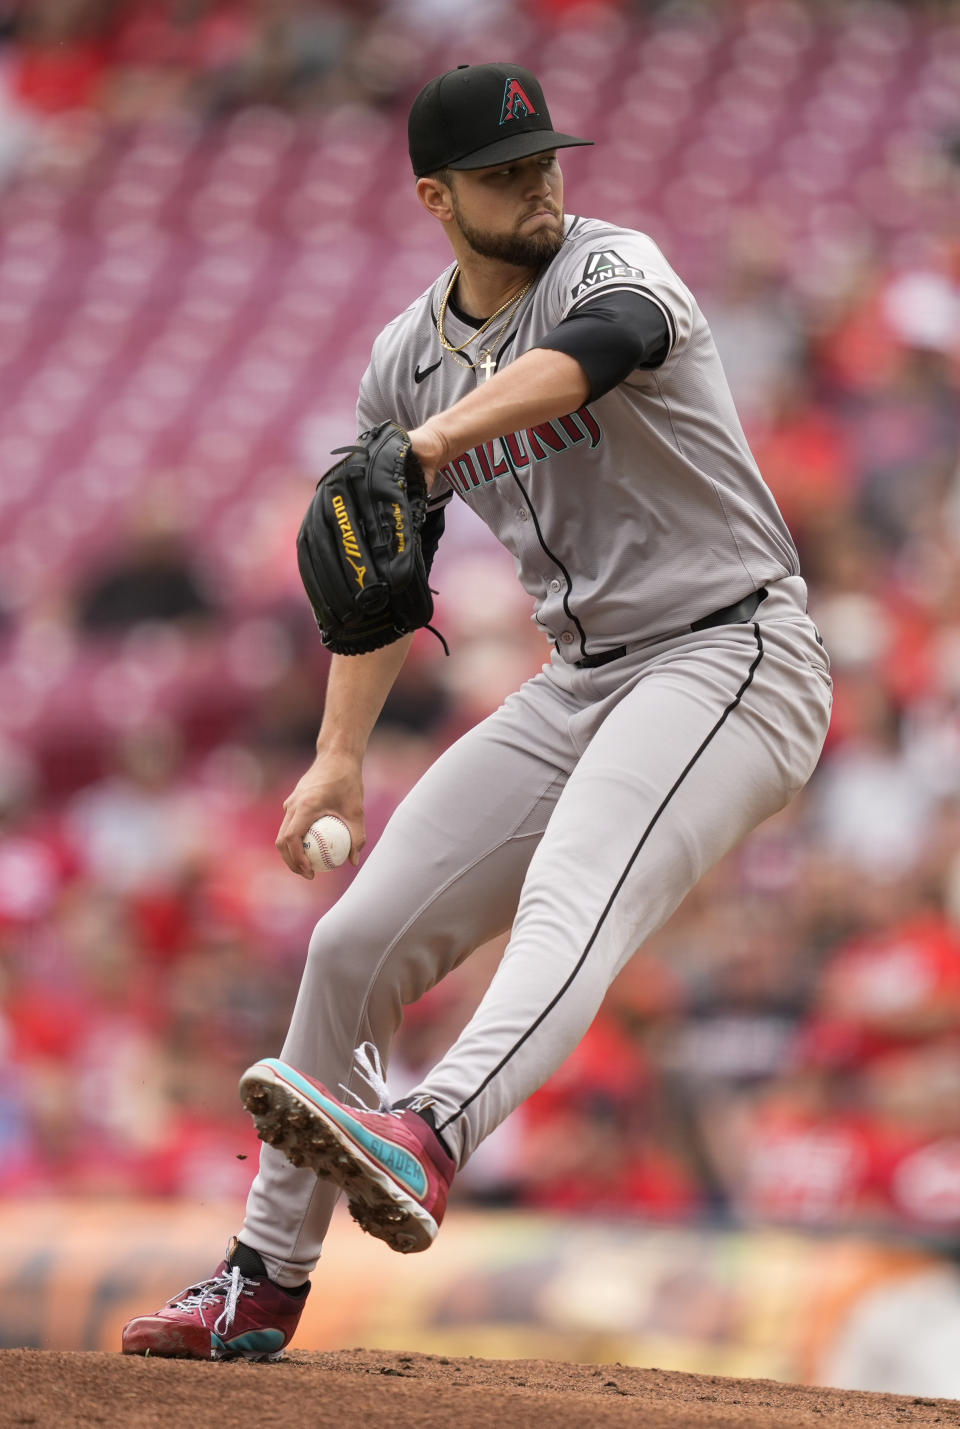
[{"x1": 302, "y1": 816, "x2": 352, "y2": 872}]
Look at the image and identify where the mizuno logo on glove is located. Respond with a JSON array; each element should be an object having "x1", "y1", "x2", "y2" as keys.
[{"x1": 332, "y1": 494, "x2": 367, "y2": 589}]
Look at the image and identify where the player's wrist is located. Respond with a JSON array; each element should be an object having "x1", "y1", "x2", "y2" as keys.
[
  {"x1": 410, "y1": 419, "x2": 452, "y2": 472},
  {"x1": 314, "y1": 735, "x2": 365, "y2": 764}
]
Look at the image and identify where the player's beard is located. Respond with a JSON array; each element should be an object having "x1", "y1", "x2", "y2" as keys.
[{"x1": 451, "y1": 195, "x2": 565, "y2": 268}]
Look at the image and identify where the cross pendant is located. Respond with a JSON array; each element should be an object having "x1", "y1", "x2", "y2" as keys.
[{"x1": 478, "y1": 351, "x2": 497, "y2": 381}]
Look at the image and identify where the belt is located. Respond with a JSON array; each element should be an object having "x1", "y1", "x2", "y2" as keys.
[{"x1": 573, "y1": 588, "x2": 768, "y2": 670}]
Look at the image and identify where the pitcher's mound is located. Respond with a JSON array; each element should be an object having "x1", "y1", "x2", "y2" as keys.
[{"x1": 3, "y1": 1346, "x2": 958, "y2": 1428}]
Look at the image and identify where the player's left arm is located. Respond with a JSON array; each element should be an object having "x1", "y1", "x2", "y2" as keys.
[{"x1": 410, "y1": 292, "x2": 670, "y2": 481}]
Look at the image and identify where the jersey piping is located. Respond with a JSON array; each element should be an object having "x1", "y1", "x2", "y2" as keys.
[
  {"x1": 505, "y1": 454, "x2": 589, "y2": 658},
  {"x1": 494, "y1": 333, "x2": 518, "y2": 370},
  {"x1": 437, "y1": 623, "x2": 766, "y2": 1133}
]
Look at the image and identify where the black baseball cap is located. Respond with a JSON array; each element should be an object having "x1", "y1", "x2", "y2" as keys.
[{"x1": 408, "y1": 62, "x2": 593, "y2": 178}]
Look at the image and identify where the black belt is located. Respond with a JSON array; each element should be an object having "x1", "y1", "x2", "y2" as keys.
[{"x1": 573, "y1": 588, "x2": 768, "y2": 670}]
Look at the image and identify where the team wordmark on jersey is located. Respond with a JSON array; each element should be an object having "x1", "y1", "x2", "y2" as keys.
[
  {"x1": 500, "y1": 77, "x2": 537, "y2": 124},
  {"x1": 440, "y1": 406, "x2": 602, "y2": 497},
  {"x1": 571, "y1": 250, "x2": 645, "y2": 301}
]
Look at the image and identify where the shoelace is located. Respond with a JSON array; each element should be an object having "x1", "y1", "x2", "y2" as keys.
[
  {"x1": 172, "y1": 1266, "x2": 254, "y2": 1336},
  {"x1": 339, "y1": 1040, "x2": 393, "y2": 1113}
]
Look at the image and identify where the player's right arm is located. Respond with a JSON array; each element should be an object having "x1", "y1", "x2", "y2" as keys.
[
  {"x1": 276, "y1": 345, "x2": 442, "y2": 877},
  {"x1": 275, "y1": 634, "x2": 414, "y2": 878}
]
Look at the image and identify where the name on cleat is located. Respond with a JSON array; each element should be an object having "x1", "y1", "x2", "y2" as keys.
[{"x1": 371, "y1": 1138, "x2": 422, "y2": 1182}]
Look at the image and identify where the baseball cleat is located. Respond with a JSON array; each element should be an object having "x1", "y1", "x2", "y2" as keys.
[
  {"x1": 120, "y1": 1238, "x2": 309, "y2": 1360},
  {"x1": 239, "y1": 1056, "x2": 456, "y2": 1253}
]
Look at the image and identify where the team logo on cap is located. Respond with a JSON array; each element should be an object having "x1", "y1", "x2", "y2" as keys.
[{"x1": 500, "y1": 77, "x2": 537, "y2": 124}]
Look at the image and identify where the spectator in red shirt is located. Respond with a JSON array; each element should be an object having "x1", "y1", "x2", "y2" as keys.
[{"x1": 11, "y1": 0, "x2": 112, "y2": 115}]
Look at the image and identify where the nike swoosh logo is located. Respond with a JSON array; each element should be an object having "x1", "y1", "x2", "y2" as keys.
[{"x1": 414, "y1": 360, "x2": 442, "y2": 384}]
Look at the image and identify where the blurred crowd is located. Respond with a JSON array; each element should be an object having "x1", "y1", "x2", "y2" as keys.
[
  {"x1": 2, "y1": 0, "x2": 432, "y2": 132},
  {"x1": 1, "y1": 0, "x2": 960, "y2": 1254},
  {"x1": 0, "y1": 0, "x2": 610, "y2": 137}
]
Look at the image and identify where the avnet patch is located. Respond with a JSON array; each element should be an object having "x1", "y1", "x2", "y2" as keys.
[{"x1": 571, "y1": 248, "x2": 645, "y2": 300}]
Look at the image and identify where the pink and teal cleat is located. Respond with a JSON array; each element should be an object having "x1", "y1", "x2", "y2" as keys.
[
  {"x1": 121, "y1": 1239, "x2": 309, "y2": 1361},
  {"x1": 239, "y1": 1056, "x2": 456, "y2": 1254}
]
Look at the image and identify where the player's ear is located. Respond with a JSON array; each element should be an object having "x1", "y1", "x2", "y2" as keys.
[{"x1": 416, "y1": 173, "x2": 455, "y2": 224}]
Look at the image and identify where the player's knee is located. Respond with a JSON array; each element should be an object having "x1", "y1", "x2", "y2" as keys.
[
  {"x1": 305, "y1": 907, "x2": 440, "y2": 1016},
  {"x1": 305, "y1": 915, "x2": 359, "y2": 982},
  {"x1": 303, "y1": 907, "x2": 386, "y2": 990}
]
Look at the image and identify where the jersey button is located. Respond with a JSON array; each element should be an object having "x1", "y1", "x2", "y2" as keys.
[
  {"x1": 549, "y1": 579, "x2": 562, "y2": 592},
  {"x1": 517, "y1": 508, "x2": 529, "y2": 520},
  {"x1": 560, "y1": 631, "x2": 575, "y2": 644}
]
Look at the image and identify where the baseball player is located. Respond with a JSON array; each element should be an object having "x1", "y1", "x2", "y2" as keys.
[{"x1": 122, "y1": 61, "x2": 832, "y2": 1360}]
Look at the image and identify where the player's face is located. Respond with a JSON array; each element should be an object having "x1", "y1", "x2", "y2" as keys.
[{"x1": 448, "y1": 152, "x2": 565, "y2": 267}]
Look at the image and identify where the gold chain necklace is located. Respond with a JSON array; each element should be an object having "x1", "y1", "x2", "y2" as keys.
[{"x1": 436, "y1": 266, "x2": 533, "y2": 371}]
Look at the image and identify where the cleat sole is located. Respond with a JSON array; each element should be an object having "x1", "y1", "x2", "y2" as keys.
[
  {"x1": 121, "y1": 1322, "x2": 281, "y2": 1363},
  {"x1": 212, "y1": 1346, "x2": 286, "y2": 1364}
]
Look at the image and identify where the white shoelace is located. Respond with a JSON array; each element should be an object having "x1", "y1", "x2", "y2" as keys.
[
  {"x1": 339, "y1": 1040, "x2": 393, "y2": 1112},
  {"x1": 172, "y1": 1265, "x2": 254, "y2": 1336}
]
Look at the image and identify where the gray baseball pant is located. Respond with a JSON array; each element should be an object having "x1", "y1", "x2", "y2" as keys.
[{"x1": 241, "y1": 575, "x2": 832, "y2": 1285}]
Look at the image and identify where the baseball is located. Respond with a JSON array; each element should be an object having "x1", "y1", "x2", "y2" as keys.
[{"x1": 302, "y1": 816, "x2": 352, "y2": 873}]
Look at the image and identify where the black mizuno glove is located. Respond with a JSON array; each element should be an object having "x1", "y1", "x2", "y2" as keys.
[{"x1": 296, "y1": 421, "x2": 434, "y2": 655}]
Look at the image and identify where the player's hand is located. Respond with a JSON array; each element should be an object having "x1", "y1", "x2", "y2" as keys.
[
  {"x1": 275, "y1": 751, "x2": 365, "y2": 877},
  {"x1": 408, "y1": 421, "x2": 448, "y2": 491}
]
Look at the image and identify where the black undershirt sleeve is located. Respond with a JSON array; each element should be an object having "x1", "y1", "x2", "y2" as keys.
[{"x1": 533, "y1": 289, "x2": 672, "y2": 401}]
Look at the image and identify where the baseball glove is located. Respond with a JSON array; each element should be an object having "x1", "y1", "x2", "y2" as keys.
[{"x1": 296, "y1": 421, "x2": 434, "y2": 655}]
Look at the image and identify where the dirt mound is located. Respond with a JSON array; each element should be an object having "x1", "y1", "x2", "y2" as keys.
[{"x1": 4, "y1": 1347, "x2": 959, "y2": 1428}]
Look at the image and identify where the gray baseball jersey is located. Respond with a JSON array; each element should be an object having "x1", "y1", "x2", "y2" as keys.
[{"x1": 357, "y1": 215, "x2": 800, "y2": 660}]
